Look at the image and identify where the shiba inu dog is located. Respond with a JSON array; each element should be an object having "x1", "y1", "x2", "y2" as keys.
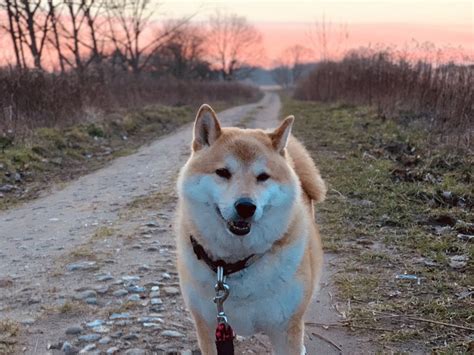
[{"x1": 176, "y1": 104, "x2": 326, "y2": 355}]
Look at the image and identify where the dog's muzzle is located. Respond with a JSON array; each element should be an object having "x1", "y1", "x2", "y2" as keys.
[{"x1": 216, "y1": 206, "x2": 252, "y2": 236}]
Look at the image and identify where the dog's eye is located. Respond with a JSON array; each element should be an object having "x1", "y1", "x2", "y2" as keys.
[
  {"x1": 215, "y1": 168, "x2": 231, "y2": 179},
  {"x1": 257, "y1": 173, "x2": 270, "y2": 182}
]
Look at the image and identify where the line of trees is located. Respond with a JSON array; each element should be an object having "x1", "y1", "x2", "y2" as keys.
[{"x1": 0, "y1": 1, "x2": 263, "y2": 80}]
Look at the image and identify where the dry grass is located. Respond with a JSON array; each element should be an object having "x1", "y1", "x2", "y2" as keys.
[
  {"x1": 0, "y1": 68, "x2": 261, "y2": 137},
  {"x1": 0, "y1": 319, "x2": 20, "y2": 354},
  {"x1": 295, "y1": 50, "x2": 473, "y2": 147},
  {"x1": 282, "y1": 96, "x2": 473, "y2": 353}
]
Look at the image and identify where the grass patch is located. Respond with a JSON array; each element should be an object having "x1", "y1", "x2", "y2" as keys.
[
  {"x1": 0, "y1": 319, "x2": 20, "y2": 354},
  {"x1": 0, "y1": 105, "x2": 193, "y2": 210},
  {"x1": 282, "y1": 96, "x2": 473, "y2": 352}
]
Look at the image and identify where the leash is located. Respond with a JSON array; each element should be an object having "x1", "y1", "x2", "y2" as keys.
[
  {"x1": 190, "y1": 235, "x2": 259, "y2": 354},
  {"x1": 213, "y1": 266, "x2": 235, "y2": 355}
]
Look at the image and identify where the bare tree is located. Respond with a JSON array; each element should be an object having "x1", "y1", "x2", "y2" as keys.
[
  {"x1": 0, "y1": 0, "x2": 51, "y2": 69},
  {"x1": 150, "y1": 21, "x2": 209, "y2": 79},
  {"x1": 284, "y1": 44, "x2": 313, "y2": 83},
  {"x1": 60, "y1": 0, "x2": 105, "y2": 72},
  {"x1": 1, "y1": 0, "x2": 23, "y2": 68},
  {"x1": 105, "y1": 0, "x2": 192, "y2": 75},
  {"x1": 47, "y1": 0, "x2": 64, "y2": 72},
  {"x1": 207, "y1": 11, "x2": 263, "y2": 80},
  {"x1": 272, "y1": 44, "x2": 312, "y2": 87},
  {"x1": 308, "y1": 15, "x2": 349, "y2": 62}
]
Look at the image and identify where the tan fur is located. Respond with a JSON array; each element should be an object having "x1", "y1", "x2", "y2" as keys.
[{"x1": 176, "y1": 107, "x2": 325, "y2": 355}]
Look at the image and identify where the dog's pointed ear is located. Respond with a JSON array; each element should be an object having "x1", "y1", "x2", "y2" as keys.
[
  {"x1": 269, "y1": 115, "x2": 294, "y2": 154},
  {"x1": 193, "y1": 104, "x2": 222, "y2": 151}
]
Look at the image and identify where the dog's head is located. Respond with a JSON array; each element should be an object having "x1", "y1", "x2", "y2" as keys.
[{"x1": 177, "y1": 104, "x2": 301, "y2": 259}]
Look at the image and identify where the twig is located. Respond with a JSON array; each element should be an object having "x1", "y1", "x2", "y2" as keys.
[
  {"x1": 403, "y1": 315, "x2": 474, "y2": 332},
  {"x1": 345, "y1": 324, "x2": 395, "y2": 332},
  {"x1": 330, "y1": 188, "x2": 347, "y2": 199},
  {"x1": 306, "y1": 321, "x2": 394, "y2": 332},
  {"x1": 305, "y1": 321, "x2": 342, "y2": 328},
  {"x1": 370, "y1": 311, "x2": 474, "y2": 332},
  {"x1": 310, "y1": 332, "x2": 342, "y2": 352}
]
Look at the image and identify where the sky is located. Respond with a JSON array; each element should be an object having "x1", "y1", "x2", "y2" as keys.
[
  {"x1": 161, "y1": 0, "x2": 474, "y2": 65},
  {"x1": 0, "y1": 0, "x2": 472, "y2": 67}
]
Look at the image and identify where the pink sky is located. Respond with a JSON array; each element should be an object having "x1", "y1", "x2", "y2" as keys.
[
  {"x1": 164, "y1": 0, "x2": 474, "y2": 65},
  {"x1": 1, "y1": 0, "x2": 472, "y2": 67}
]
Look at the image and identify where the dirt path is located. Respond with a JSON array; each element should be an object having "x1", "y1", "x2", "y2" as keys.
[{"x1": 0, "y1": 92, "x2": 374, "y2": 354}]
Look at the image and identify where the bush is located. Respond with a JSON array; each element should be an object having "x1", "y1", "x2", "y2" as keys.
[
  {"x1": 0, "y1": 67, "x2": 260, "y2": 138},
  {"x1": 295, "y1": 50, "x2": 473, "y2": 145}
]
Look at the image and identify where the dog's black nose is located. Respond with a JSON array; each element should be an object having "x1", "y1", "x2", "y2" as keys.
[{"x1": 234, "y1": 198, "x2": 256, "y2": 219}]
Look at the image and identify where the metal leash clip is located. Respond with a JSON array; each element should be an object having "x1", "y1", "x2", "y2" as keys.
[{"x1": 213, "y1": 266, "x2": 230, "y2": 324}]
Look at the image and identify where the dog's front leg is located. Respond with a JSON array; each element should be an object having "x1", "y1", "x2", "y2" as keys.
[
  {"x1": 192, "y1": 311, "x2": 217, "y2": 355},
  {"x1": 268, "y1": 317, "x2": 305, "y2": 355}
]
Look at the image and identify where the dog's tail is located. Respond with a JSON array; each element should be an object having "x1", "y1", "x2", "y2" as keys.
[{"x1": 287, "y1": 136, "x2": 327, "y2": 204}]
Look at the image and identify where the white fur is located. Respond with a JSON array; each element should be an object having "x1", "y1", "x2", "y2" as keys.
[{"x1": 176, "y1": 142, "x2": 310, "y2": 354}]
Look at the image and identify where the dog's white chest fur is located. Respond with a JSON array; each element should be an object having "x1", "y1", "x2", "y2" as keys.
[{"x1": 180, "y1": 233, "x2": 307, "y2": 336}]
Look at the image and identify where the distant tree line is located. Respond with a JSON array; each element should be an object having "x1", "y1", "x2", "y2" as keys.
[{"x1": 0, "y1": 1, "x2": 263, "y2": 80}]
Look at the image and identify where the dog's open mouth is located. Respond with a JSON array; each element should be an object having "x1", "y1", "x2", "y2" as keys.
[
  {"x1": 216, "y1": 207, "x2": 251, "y2": 236},
  {"x1": 227, "y1": 220, "x2": 251, "y2": 236}
]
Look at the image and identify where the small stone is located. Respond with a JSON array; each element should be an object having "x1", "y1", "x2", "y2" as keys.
[
  {"x1": 0, "y1": 277, "x2": 13, "y2": 288},
  {"x1": 79, "y1": 333, "x2": 101, "y2": 342},
  {"x1": 99, "y1": 336, "x2": 111, "y2": 345},
  {"x1": 113, "y1": 289, "x2": 128, "y2": 297},
  {"x1": 122, "y1": 275, "x2": 140, "y2": 282},
  {"x1": 85, "y1": 297, "x2": 97, "y2": 305},
  {"x1": 127, "y1": 294, "x2": 141, "y2": 302},
  {"x1": 0, "y1": 184, "x2": 15, "y2": 193},
  {"x1": 138, "y1": 264, "x2": 150, "y2": 272},
  {"x1": 95, "y1": 286, "x2": 109, "y2": 294},
  {"x1": 449, "y1": 255, "x2": 468, "y2": 269},
  {"x1": 151, "y1": 298, "x2": 163, "y2": 305},
  {"x1": 124, "y1": 349, "x2": 146, "y2": 355},
  {"x1": 162, "y1": 286, "x2": 179, "y2": 296},
  {"x1": 127, "y1": 285, "x2": 146, "y2": 293},
  {"x1": 61, "y1": 341, "x2": 77, "y2": 354},
  {"x1": 20, "y1": 318, "x2": 35, "y2": 325},
  {"x1": 457, "y1": 233, "x2": 474, "y2": 242},
  {"x1": 14, "y1": 172, "x2": 22, "y2": 182},
  {"x1": 97, "y1": 274, "x2": 114, "y2": 282},
  {"x1": 143, "y1": 322, "x2": 161, "y2": 328},
  {"x1": 107, "y1": 347, "x2": 120, "y2": 354},
  {"x1": 74, "y1": 290, "x2": 97, "y2": 300},
  {"x1": 66, "y1": 261, "x2": 97, "y2": 272},
  {"x1": 65, "y1": 325, "x2": 83, "y2": 335},
  {"x1": 110, "y1": 331, "x2": 123, "y2": 338},
  {"x1": 109, "y1": 312, "x2": 130, "y2": 320},
  {"x1": 161, "y1": 330, "x2": 184, "y2": 337},
  {"x1": 150, "y1": 289, "x2": 161, "y2": 296},
  {"x1": 87, "y1": 320, "x2": 104, "y2": 328},
  {"x1": 92, "y1": 325, "x2": 110, "y2": 333},
  {"x1": 28, "y1": 296, "x2": 41, "y2": 304},
  {"x1": 123, "y1": 333, "x2": 139, "y2": 341},
  {"x1": 79, "y1": 344, "x2": 96, "y2": 353}
]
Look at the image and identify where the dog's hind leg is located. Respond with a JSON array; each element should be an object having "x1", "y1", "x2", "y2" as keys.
[
  {"x1": 268, "y1": 317, "x2": 305, "y2": 355},
  {"x1": 192, "y1": 311, "x2": 217, "y2": 355}
]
